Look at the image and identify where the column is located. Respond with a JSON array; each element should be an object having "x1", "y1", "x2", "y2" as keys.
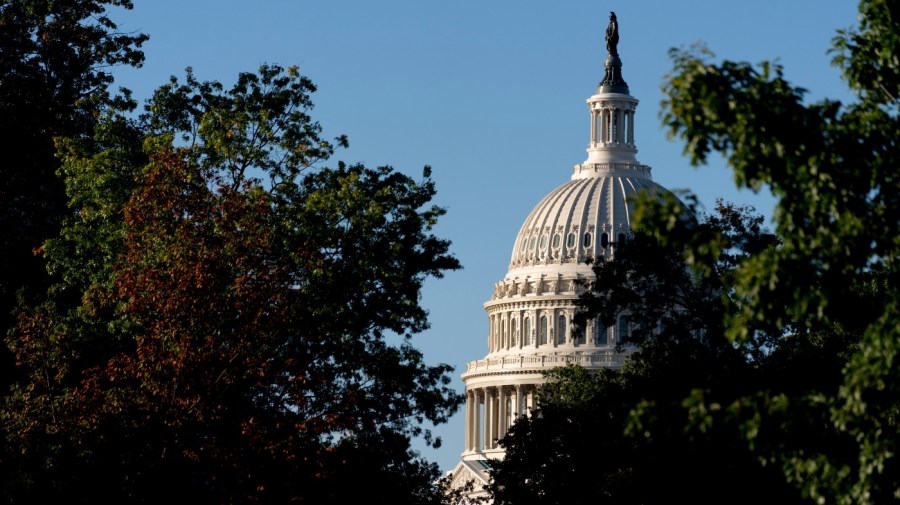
[
  {"x1": 486, "y1": 388, "x2": 492, "y2": 449},
  {"x1": 514, "y1": 385, "x2": 523, "y2": 419},
  {"x1": 474, "y1": 388, "x2": 482, "y2": 451},
  {"x1": 493, "y1": 315, "x2": 498, "y2": 351},
  {"x1": 503, "y1": 315, "x2": 509, "y2": 350},
  {"x1": 498, "y1": 387, "x2": 508, "y2": 439},
  {"x1": 465, "y1": 390, "x2": 472, "y2": 450},
  {"x1": 496, "y1": 388, "x2": 502, "y2": 447},
  {"x1": 549, "y1": 311, "x2": 555, "y2": 348},
  {"x1": 590, "y1": 108, "x2": 598, "y2": 146},
  {"x1": 600, "y1": 109, "x2": 608, "y2": 144},
  {"x1": 492, "y1": 315, "x2": 497, "y2": 351},
  {"x1": 627, "y1": 110, "x2": 635, "y2": 145},
  {"x1": 491, "y1": 388, "x2": 499, "y2": 447},
  {"x1": 516, "y1": 312, "x2": 522, "y2": 349}
]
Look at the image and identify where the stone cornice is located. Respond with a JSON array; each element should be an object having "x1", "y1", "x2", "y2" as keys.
[
  {"x1": 483, "y1": 296, "x2": 580, "y2": 312},
  {"x1": 487, "y1": 273, "x2": 591, "y2": 304}
]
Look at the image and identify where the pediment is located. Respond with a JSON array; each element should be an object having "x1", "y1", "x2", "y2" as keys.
[{"x1": 445, "y1": 460, "x2": 491, "y2": 503}]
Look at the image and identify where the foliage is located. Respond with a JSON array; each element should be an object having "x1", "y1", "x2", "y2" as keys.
[
  {"x1": 0, "y1": 0, "x2": 146, "y2": 386},
  {"x1": 492, "y1": 363, "x2": 803, "y2": 505},
  {"x1": 4, "y1": 64, "x2": 462, "y2": 503},
  {"x1": 657, "y1": 0, "x2": 900, "y2": 503}
]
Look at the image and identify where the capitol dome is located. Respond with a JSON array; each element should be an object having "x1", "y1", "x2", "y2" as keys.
[
  {"x1": 508, "y1": 164, "x2": 670, "y2": 278},
  {"x1": 449, "y1": 12, "x2": 680, "y2": 495}
]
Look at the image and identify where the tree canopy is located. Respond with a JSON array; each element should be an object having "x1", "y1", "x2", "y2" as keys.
[
  {"x1": 0, "y1": 6, "x2": 463, "y2": 501},
  {"x1": 660, "y1": 1, "x2": 900, "y2": 502},
  {"x1": 0, "y1": 0, "x2": 146, "y2": 353}
]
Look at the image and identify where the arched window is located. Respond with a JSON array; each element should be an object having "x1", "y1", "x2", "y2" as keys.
[
  {"x1": 618, "y1": 233, "x2": 626, "y2": 244},
  {"x1": 583, "y1": 232, "x2": 593, "y2": 248},
  {"x1": 539, "y1": 316, "x2": 548, "y2": 345},
  {"x1": 524, "y1": 317, "x2": 531, "y2": 346},
  {"x1": 617, "y1": 315, "x2": 630, "y2": 343},
  {"x1": 511, "y1": 318, "x2": 518, "y2": 347},
  {"x1": 557, "y1": 314, "x2": 567, "y2": 345},
  {"x1": 601, "y1": 232, "x2": 609, "y2": 248},
  {"x1": 566, "y1": 232, "x2": 576, "y2": 248},
  {"x1": 595, "y1": 320, "x2": 608, "y2": 346},
  {"x1": 552, "y1": 233, "x2": 561, "y2": 249},
  {"x1": 539, "y1": 235, "x2": 548, "y2": 249}
]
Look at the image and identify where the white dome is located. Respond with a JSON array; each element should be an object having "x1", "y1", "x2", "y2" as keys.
[{"x1": 507, "y1": 162, "x2": 670, "y2": 278}]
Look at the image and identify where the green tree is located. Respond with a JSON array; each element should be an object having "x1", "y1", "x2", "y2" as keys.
[
  {"x1": 5, "y1": 65, "x2": 462, "y2": 503},
  {"x1": 659, "y1": 0, "x2": 900, "y2": 502},
  {"x1": 0, "y1": 0, "x2": 146, "y2": 384}
]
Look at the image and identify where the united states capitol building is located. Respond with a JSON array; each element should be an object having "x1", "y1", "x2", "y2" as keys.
[{"x1": 447, "y1": 13, "x2": 679, "y2": 499}]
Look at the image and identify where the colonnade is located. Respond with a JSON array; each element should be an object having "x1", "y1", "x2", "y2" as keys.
[
  {"x1": 489, "y1": 310, "x2": 571, "y2": 352},
  {"x1": 464, "y1": 384, "x2": 537, "y2": 452},
  {"x1": 488, "y1": 310, "x2": 621, "y2": 353},
  {"x1": 589, "y1": 104, "x2": 635, "y2": 147}
]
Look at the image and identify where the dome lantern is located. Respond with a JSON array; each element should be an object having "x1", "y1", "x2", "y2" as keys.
[{"x1": 582, "y1": 11, "x2": 641, "y2": 168}]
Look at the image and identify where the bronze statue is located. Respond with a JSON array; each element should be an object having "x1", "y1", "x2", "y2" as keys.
[
  {"x1": 598, "y1": 11, "x2": 627, "y2": 93},
  {"x1": 606, "y1": 11, "x2": 619, "y2": 57}
]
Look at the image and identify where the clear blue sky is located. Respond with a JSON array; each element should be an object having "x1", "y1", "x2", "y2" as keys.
[{"x1": 112, "y1": 0, "x2": 861, "y2": 472}]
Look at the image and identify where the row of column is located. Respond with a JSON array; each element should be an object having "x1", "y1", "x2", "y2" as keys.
[
  {"x1": 589, "y1": 106, "x2": 635, "y2": 146},
  {"x1": 490, "y1": 311, "x2": 623, "y2": 352},
  {"x1": 464, "y1": 384, "x2": 537, "y2": 452},
  {"x1": 489, "y1": 310, "x2": 569, "y2": 352}
]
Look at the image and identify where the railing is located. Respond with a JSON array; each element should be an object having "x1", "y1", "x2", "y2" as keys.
[
  {"x1": 572, "y1": 162, "x2": 651, "y2": 177},
  {"x1": 464, "y1": 350, "x2": 624, "y2": 374}
]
